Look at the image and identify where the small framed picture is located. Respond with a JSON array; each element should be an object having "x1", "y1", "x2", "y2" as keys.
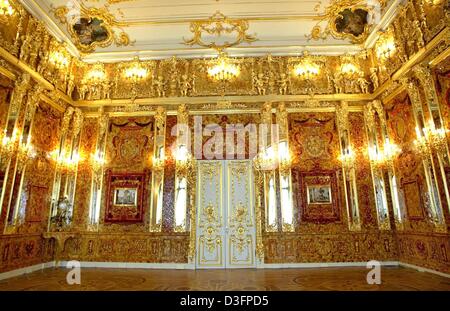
[
  {"x1": 105, "y1": 171, "x2": 148, "y2": 223},
  {"x1": 307, "y1": 185, "x2": 332, "y2": 204},
  {"x1": 114, "y1": 187, "x2": 138, "y2": 206}
]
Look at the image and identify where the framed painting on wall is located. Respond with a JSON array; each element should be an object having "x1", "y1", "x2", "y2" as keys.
[
  {"x1": 105, "y1": 171, "x2": 148, "y2": 223},
  {"x1": 294, "y1": 170, "x2": 340, "y2": 223}
]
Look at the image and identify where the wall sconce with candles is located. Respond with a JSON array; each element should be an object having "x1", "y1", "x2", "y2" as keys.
[
  {"x1": 253, "y1": 145, "x2": 277, "y2": 172},
  {"x1": 338, "y1": 146, "x2": 356, "y2": 171},
  {"x1": 84, "y1": 62, "x2": 107, "y2": 85},
  {"x1": 0, "y1": 134, "x2": 16, "y2": 167},
  {"x1": 91, "y1": 151, "x2": 107, "y2": 177},
  {"x1": 152, "y1": 152, "x2": 165, "y2": 172},
  {"x1": 49, "y1": 149, "x2": 81, "y2": 173},
  {"x1": 122, "y1": 56, "x2": 148, "y2": 102},
  {"x1": 340, "y1": 62, "x2": 362, "y2": 79},
  {"x1": 368, "y1": 141, "x2": 401, "y2": 170},
  {"x1": 414, "y1": 120, "x2": 449, "y2": 156},
  {"x1": 253, "y1": 141, "x2": 293, "y2": 172},
  {"x1": 16, "y1": 142, "x2": 36, "y2": 170}
]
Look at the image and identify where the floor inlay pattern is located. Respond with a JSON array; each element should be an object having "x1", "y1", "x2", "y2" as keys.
[{"x1": 0, "y1": 267, "x2": 449, "y2": 291}]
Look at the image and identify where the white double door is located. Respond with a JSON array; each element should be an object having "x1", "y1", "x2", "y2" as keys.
[{"x1": 196, "y1": 160, "x2": 256, "y2": 269}]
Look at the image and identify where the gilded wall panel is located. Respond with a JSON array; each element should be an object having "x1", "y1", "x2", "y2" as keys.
[{"x1": 9, "y1": 102, "x2": 62, "y2": 234}]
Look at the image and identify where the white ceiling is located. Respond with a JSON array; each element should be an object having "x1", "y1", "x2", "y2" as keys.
[{"x1": 20, "y1": 0, "x2": 401, "y2": 62}]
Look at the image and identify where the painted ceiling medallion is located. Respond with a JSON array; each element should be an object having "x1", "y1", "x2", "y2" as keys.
[
  {"x1": 307, "y1": 0, "x2": 387, "y2": 44},
  {"x1": 51, "y1": 2, "x2": 134, "y2": 53},
  {"x1": 183, "y1": 11, "x2": 257, "y2": 51}
]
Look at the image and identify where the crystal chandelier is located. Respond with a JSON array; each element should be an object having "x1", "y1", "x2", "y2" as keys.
[{"x1": 207, "y1": 52, "x2": 240, "y2": 82}]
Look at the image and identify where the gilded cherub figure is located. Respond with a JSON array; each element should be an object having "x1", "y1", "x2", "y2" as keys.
[
  {"x1": 253, "y1": 72, "x2": 268, "y2": 95},
  {"x1": 332, "y1": 73, "x2": 344, "y2": 94},
  {"x1": 78, "y1": 84, "x2": 88, "y2": 100},
  {"x1": 278, "y1": 73, "x2": 289, "y2": 95},
  {"x1": 370, "y1": 68, "x2": 379, "y2": 90},
  {"x1": 153, "y1": 75, "x2": 166, "y2": 97},
  {"x1": 102, "y1": 81, "x2": 113, "y2": 99},
  {"x1": 67, "y1": 75, "x2": 76, "y2": 98},
  {"x1": 179, "y1": 74, "x2": 192, "y2": 97},
  {"x1": 357, "y1": 77, "x2": 370, "y2": 94},
  {"x1": 19, "y1": 35, "x2": 32, "y2": 63}
]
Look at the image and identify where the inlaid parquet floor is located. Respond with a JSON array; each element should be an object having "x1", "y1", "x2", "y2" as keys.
[{"x1": 0, "y1": 267, "x2": 449, "y2": 291}]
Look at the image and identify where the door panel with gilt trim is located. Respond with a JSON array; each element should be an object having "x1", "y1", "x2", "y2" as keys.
[
  {"x1": 226, "y1": 160, "x2": 256, "y2": 268},
  {"x1": 196, "y1": 161, "x2": 225, "y2": 268},
  {"x1": 196, "y1": 160, "x2": 256, "y2": 269}
]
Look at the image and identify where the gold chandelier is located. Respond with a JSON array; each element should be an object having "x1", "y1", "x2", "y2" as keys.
[
  {"x1": 207, "y1": 52, "x2": 240, "y2": 82},
  {"x1": 0, "y1": 0, "x2": 14, "y2": 18},
  {"x1": 84, "y1": 62, "x2": 107, "y2": 85},
  {"x1": 340, "y1": 62, "x2": 361, "y2": 78},
  {"x1": 293, "y1": 53, "x2": 321, "y2": 80},
  {"x1": 376, "y1": 32, "x2": 396, "y2": 61},
  {"x1": 49, "y1": 50, "x2": 69, "y2": 70},
  {"x1": 293, "y1": 61, "x2": 320, "y2": 79},
  {"x1": 123, "y1": 56, "x2": 148, "y2": 83}
]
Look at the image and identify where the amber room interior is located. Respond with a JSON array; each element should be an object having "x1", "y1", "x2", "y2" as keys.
[{"x1": 0, "y1": 0, "x2": 449, "y2": 291}]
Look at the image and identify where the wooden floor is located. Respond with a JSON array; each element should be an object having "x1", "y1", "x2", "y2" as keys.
[{"x1": 0, "y1": 266, "x2": 449, "y2": 291}]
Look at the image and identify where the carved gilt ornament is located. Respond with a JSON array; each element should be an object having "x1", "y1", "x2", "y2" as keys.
[
  {"x1": 51, "y1": 1, "x2": 134, "y2": 53},
  {"x1": 183, "y1": 11, "x2": 257, "y2": 51}
]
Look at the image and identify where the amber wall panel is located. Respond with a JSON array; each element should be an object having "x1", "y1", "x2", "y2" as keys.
[
  {"x1": 59, "y1": 233, "x2": 188, "y2": 264},
  {"x1": 263, "y1": 112, "x2": 395, "y2": 263},
  {"x1": 386, "y1": 93, "x2": 433, "y2": 231},
  {"x1": 0, "y1": 102, "x2": 61, "y2": 273},
  {"x1": 386, "y1": 90, "x2": 450, "y2": 274},
  {"x1": 0, "y1": 234, "x2": 54, "y2": 273},
  {"x1": 97, "y1": 117, "x2": 153, "y2": 232}
]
